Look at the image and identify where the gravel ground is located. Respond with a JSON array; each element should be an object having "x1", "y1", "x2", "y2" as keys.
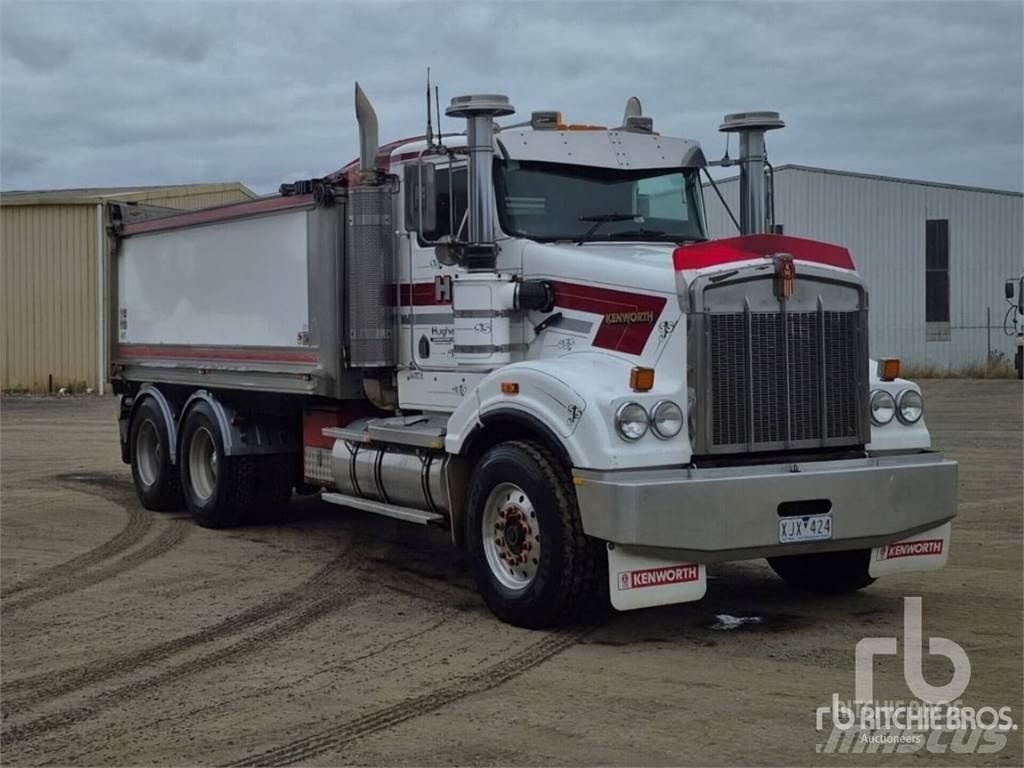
[{"x1": 1, "y1": 380, "x2": 1021, "y2": 766}]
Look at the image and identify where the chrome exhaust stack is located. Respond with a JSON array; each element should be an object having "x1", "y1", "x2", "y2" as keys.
[
  {"x1": 445, "y1": 94, "x2": 515, "y2": 270},
  {"x1": 355, "y1": 82, "x2": 380, "y2": 174},
  {"x1": 719, "y1": 111, "x2": 784, "y2": 235}
]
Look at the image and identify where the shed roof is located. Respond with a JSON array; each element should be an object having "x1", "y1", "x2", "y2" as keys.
[
  {"x1": 707, "y1": 164, "x2": 1023, "y2": 198},
  {"x1": 0, "y1": 182, "x2": 258, "y2": 206}
]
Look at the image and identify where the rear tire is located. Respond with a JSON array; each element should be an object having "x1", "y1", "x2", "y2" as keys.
[
  {"x1": 129, "y1": 397, "x2": 183, "y2": 511},
  {"x1": 1015, "y1": 346, "x2": 1023, "y2": 379},
  {"x1": 767, "y1": 549, "x2": 875, "y2": 594},
  {"x1": 466, "y1": 440, "x2": 603, "y2": 628},
  {"x1": 179, "y1": 401, "x2": 281, "y2": 529}
]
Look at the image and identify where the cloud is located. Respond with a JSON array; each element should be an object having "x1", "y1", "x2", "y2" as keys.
[{"x1": 0, "y1": 1, "x2": 1020, "y2": 194}]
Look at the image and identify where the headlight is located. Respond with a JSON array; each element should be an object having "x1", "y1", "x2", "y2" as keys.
[
  {"x1": 896, "y1": 389, "x2": 923, "y2": 424},
  {"x1": 870, "y1": 389, "x2": 896, "y2": 425},
  {"x1": 650, "y1": 400, "x2": 683, "y2": 439},
  {"x1": 615, "y1": 402, "x2": 649, "y2": 441}
]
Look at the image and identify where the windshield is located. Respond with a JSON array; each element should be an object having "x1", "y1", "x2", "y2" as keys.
[{"x1": 495, "y1": 159, "x2": 706, "y2": 243}]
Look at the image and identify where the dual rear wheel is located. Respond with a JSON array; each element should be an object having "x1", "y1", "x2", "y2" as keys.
[{"x1": 130, "y1": 398, "x2": 293, "y2": 528}]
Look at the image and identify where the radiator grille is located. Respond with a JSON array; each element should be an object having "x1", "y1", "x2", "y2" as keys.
[{"x1": 708, "y1": 310, "x2": 863, "y2": 450}]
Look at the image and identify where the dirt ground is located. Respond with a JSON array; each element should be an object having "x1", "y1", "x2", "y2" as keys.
[{"x1": 1, "y1": 380, "x2": 1020, "y2": 767}]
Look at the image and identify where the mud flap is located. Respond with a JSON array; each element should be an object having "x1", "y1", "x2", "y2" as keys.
[
  {"x1": 869, "y1": 522, "x2": 952, "y2": 577},
  {"x1": 607, "y1": 543, "x2": 706, "y2": 611}
]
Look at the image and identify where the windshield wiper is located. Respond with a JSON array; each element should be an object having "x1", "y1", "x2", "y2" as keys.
[{"x1": 576, "y1": 213, "x2": 637, "y2": 244}]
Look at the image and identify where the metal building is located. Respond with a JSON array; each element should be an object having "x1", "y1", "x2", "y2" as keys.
[
  {"x1": 1, "y1": 183, "x2": 257, "y2": 392},
  {"x1": 703, "y1": 165, "x2": 1024, "y2": 369}
]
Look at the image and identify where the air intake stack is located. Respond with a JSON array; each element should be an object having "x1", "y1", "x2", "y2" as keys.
[
  {"x1": 719, "y1": 111, "x2": 784, "y2": 235},
  {"x1": 445, "y1": 94, "x2": 515, "y2": 270}
]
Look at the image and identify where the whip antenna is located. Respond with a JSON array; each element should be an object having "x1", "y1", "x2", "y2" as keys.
[{"x1": 425, "y1": 67, "x2": 434, "y2": 147}]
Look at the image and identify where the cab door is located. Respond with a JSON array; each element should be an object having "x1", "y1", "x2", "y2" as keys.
[{"x1": 398, "y1": 162, "x2": 467, "y2": 371}]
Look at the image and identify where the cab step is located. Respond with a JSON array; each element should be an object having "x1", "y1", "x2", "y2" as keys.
[{"x1": 320, "y1": 491, "x2": 448, "y2": 526}]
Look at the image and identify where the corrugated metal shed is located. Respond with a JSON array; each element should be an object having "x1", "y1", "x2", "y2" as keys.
[
  {"x1": 1, "y1": 183, "x2": 258, "y2": 392},
  {"x1": 703, "y1": 165, "x2": 1024, "y2": 368}
]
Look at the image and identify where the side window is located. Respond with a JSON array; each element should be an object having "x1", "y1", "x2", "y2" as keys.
[{"x1": 421, "y1": 166, "x2": 468, "y2": 242}]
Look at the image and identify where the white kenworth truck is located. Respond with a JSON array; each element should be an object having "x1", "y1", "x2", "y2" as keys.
[{"x1": 111, "y1": 86, "x2": 957, "y2": 627}]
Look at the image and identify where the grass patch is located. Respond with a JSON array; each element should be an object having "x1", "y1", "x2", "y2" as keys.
[{"x1": 904, "y1": 354, "x2": 1017, "y2": 379}]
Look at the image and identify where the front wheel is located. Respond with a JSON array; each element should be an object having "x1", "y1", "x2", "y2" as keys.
[
  {"x1": 767, "y1": 549, "x2": 875, "y2": 594},
  {"x1": 465, "y1": 440, "x2": 603, "y2": 628}
]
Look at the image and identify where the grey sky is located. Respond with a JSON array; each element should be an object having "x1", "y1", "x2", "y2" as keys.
[{"x1": 1, "y1": 0, "x2": 1021, "y2": 195}]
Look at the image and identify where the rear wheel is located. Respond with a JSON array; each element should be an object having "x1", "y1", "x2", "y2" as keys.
[
  {"x1": 466, "y1": 440, "x2": 603, "y2": 628},
  {"x1": 1015, "y1": 346, "x2": 1023, "y2": 379},
  {"x1": 767, "y1": 549, "x2": 875, "y2": 594},
  {"x1": 129, "y1": 397, "x2": 183, "y2": 511},
  {"x1": 179, "y1": 401, "x2": 291, "y2": 528}
]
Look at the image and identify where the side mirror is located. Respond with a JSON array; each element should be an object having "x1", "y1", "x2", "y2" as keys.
[
  {"x1": 403, "y1": 162, "x2": 437, "y2": 234},
  {"x1": 1005, "y1": 279, "x2": 1015, "y2": 300}
]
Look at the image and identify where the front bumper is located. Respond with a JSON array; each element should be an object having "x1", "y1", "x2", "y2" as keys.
[{"x1": 574, "y1": 452, "x2": 957, "y2": 562}]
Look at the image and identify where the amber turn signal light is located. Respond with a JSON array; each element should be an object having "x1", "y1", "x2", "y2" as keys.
[
  {"x1": 629, "y1": 367, "x2": 655, "y2": 392},
  {"x1": 501, "y1": 382, "x2": 519, "y2": 395},
  {"x1": 877, "y1": 358, "x2": 901, "y2": 382}
]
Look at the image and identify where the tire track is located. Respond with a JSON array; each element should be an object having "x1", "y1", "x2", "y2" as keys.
[
  {"x1": 3, "y1": 520, "x2": 191, "y2": 614},
  {"x1": 0, "y1": 556, "x2": 365, "y2": 752},
  {"x1": 226, "y1": 626, "x2": 592, "y2": 767},
  {"x1": 2, "y1": 546, "x2": 355, "y2": 713},
  {"x1": 1, "y1": 482, "x2": 152, "y2": 599}
]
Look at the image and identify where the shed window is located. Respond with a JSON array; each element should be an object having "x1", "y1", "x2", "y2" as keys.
[{"x1": 925, "y1": 219, "x2": 950, "y2": 336}]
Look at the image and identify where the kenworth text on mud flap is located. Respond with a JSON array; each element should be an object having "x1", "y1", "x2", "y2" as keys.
[{"x1": 110, "y1": 85, "x2": 958, "y2": 627}]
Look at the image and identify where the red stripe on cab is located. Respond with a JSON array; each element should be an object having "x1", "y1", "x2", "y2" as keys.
[{"x1": 549, "y1": 281, "x2": 666, "y2": 355}]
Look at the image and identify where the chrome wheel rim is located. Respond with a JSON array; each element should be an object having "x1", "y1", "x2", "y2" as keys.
[
  {"x1": 136, "y1": 419, "x2": 161, "y2": 488},
  {"x1": 188, "y1": 427, "x2": 218, "y2": 502},
  {"x1": 481, "y1": 482, "x2": 541, "y2": 591}
]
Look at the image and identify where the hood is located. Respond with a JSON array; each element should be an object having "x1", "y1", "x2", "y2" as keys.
[{"x1": 522, "y1": 241, "x2": 678, "y2": 296}]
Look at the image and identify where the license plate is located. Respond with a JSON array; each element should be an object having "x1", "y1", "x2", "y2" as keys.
[{"x1": 779, "y1": 514, "x2": 833, "y2": 543}]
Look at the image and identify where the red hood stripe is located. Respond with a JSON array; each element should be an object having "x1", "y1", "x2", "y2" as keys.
[
  {"x1": 550, "y1": 281, "x2": 666, "y2": 355},
  {"x1": 674, "y1": 234, "x2": 854, "y2": 271}
]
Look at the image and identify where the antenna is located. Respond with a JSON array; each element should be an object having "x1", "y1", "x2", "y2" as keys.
[
  {"x1": 435, "y1": 85, "x2": 441, "y2": 142},
  {"x1": 425, "y1": 67, "x2": 434, "y2": 147}
]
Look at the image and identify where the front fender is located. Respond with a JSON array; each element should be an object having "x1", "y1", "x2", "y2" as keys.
[
  {"x1": 446, "y1": 352, "x2": 691, "y2": 470},
  {"x1": 866, "y1": 363, "x2": 932, "y2": 452}
]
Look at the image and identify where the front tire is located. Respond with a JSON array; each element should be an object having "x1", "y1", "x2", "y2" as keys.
[
  {"x1": 129, "y1": 397, "x2": 184, "y2": 511},
  {"x1": 466, "y1": 440, "x2": 602, "y2": 628},
  {"x1": 767, "y1": 549, "x2": 875, "y2": 594}
]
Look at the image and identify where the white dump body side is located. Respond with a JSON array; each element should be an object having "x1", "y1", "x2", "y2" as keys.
[
  {"x1": 111, "y1": 196, "x2": 358, "y2": 399},
  {"x1": 118, "y1": 209, "x2": 309, "y2": 347}
]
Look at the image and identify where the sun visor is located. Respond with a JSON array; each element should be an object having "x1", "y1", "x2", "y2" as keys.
[{"x1": 496, "y1": 129, "x2": 706, "y2": 170}]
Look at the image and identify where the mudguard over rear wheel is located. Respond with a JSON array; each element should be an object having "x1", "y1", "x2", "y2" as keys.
[
  {"x1": 466, "y1": 440, "x2": 603, "y2": 628},
  {"x1": 767, "y1": 549, "x2": 875, "y2": 593}
]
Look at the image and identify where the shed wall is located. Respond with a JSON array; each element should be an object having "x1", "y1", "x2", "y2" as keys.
[{"x1": 1, "y1": 205, "x2": 98, "y2": 390}]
